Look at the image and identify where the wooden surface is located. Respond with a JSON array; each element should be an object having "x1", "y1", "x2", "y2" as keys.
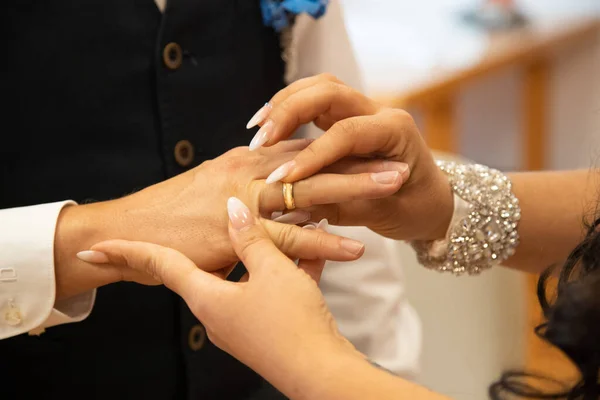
[
  {"x1": 381, "y1": 18, "x2": 600, "y2": 109},
  {"x1": 421, "y1": 94, "x2": 457, "y2": 153}
]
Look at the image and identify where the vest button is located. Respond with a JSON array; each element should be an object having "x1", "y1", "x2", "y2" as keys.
[
  {"x1": 163, "y1": 42, "x2": 183, "y2": 70},
  {"x1": 188, "y1": 324, "x2": 207, "y2": 351},
  {"x1": 174, "y1": 140, "x2": 195, "y2": 167}
]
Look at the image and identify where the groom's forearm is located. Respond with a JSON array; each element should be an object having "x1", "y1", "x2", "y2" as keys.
[{"x1": 53, "y1": 200, "x2": 128, "y2": 300}]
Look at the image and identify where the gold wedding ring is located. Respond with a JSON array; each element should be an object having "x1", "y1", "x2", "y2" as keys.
[{"x1": 283, "y1": 182, "x2": 296, "y2": 210}]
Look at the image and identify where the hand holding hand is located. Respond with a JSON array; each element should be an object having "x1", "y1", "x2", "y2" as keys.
[
  {"x1": 84, "y1": 198, "x2": 361, "y2": 398},
  {"x1": 248, "y1": 74, "x2": 454, "y2": 241},
  {"x1": 55, "y1": 139, "x2": 401, "y2": 299}
]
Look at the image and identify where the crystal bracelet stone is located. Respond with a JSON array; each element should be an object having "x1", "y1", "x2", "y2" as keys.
[{"x1": 411, "y1": 161, "x2": 521, "y2": 275}]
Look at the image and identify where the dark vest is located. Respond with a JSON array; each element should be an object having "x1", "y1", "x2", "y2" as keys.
[{"x1": 1, "y1": 1, "x2": 287, "y2": 399}]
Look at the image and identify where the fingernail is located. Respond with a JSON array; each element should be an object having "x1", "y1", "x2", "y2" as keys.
[
  {"x1": 340, "y1": 239, "x2": 365, "y2": 256},
  {"x1": 266, "y1": 160, "x2": 295, "y2": 184},
  {"x1": 371, "y1": 171, "x2": 400, "y2": 185},
  {"x1": 397, "y1": 163, "x2": 410, "y2": 174},
  {"x1": 317, "y1": 219, "x2": 329, "y2": 231},
  {"x1": 246, "y1": 103, "x2": 272, "y2": 129},
  {"x1": 271, "y1": 211, "x2": 283, "y2": 219},
  {"x1": 249, "y1": 120, "x2": 273, "y2": 151},
  {"x1": 77, "y1": 250, "x2": 110, "y2": 264},
  {"x1": 381, "y1": 161, "x2": 409, "y2": 175},
  {"x1": 227, "y1": 197, "x2": 253, "y2": 231},
  {"x1": 303, "y1": 224, "x2": 317, "y2": 230},
  {"x1": 274, "y1": 210, "x2": 311, "y2": 224}
]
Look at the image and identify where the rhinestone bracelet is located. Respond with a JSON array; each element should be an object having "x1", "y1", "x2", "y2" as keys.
[{"x1": 411, "y1": 161, "x2": 521, "y2": 275}]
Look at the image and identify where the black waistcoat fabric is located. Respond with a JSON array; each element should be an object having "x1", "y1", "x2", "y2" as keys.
[{"x1": 0, "y1": 1, "x2": 287, "y2": 399}]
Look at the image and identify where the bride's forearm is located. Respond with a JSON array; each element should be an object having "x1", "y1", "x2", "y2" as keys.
[
  {"x1": 268, "y1": 344, "x2": 448, "y2": 400},
  {"x1": 503, "y1": 169, "x2": 596, "y2": 274}
]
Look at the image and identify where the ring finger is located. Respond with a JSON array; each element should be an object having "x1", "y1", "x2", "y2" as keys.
[{"x1": 258, "y1": 169, "x2": 409, "y2": 213}]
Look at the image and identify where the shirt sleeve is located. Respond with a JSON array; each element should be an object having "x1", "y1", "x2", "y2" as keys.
[
  {"x1": 320, "y1": 226, "x2": 422, "y2": 378},
  {"x1": 0, "y1": 201, "x2": 96, "y2": 339}
]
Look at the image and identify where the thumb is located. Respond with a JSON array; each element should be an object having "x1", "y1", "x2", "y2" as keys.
[
  {"x1": 227, "y1": 197, "x2": 295, "y2": 274},
  {"x1": 86, "y1": 240, "x2": 226, "y2": 305}
]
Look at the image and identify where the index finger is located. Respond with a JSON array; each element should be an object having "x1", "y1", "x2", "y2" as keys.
[
  {"x1": 284, "y1": 111, "x2": 411, "y2": 183},
  {"x1": 90, "y1": 240, "x2": 226, "y2": 305},
  {"x1": 250, "y1": 81, "x2": 378, "y2": 151}
]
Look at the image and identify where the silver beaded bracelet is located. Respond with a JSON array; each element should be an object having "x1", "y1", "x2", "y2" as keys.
[{"x1": 411, "y1": 161, "x2": 521, "y2": 275}]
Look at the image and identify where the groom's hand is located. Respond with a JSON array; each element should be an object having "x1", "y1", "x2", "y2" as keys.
[{"x1": 53, "y1": 140, "x2": 401, "y2": 299}]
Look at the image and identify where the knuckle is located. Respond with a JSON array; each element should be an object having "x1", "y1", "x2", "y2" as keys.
[
  {"x1": 318, "y1": 72, "x2": 341, "y2": 84},
  {"x1": 275, "y1": 224, "x2": 297, "y2": 248},
  {"x1": 387, "y1": 108, "x2": 416, "y2": 127},
  {"x1": 141, "y1": 248, "x2": 162, "y2": 282},
  {"x1": 151, "y1": 247, "x2": 174, "y2": 276},
  {"x1": 230, "y1": 146, "x2": 249, "y2": 157},
  {"x1": 315, "y1": 81, "x2": 342, "y2": 98},
  {"x1": 331, "y1": 119, "x2": 358, "y2": 138},
  {"x1": 239, "y1": 233, "x2": 269, "y2": 260},
  {"x1": 278, "y1": 98, "x2": 293, "y2": 114},
  {"x1": 222, "y1": 155, "x2": 245, "y2": 172},
  {"x1": 247, "y1": 179, "x2": 264, "y2": 204},
  {"x1": 313, "y1": 232, "x2": 331, "y2": 256},
  {"x1": 276, "y1": 98, "x2": 302, "y2": 129},
  {"x1": 301, "y1": 145, "x2": 320, "y2": 167},
  {"x1": 294, "y1": 75, "x2": 316, "y2": 89}
]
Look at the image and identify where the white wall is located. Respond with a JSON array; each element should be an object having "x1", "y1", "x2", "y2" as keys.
[{"x1": 340, "y1": 1, "x2": 600, "y2": 398}]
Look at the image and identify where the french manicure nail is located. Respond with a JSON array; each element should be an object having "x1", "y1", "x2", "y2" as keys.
[
  {"x1": 397, "y1": 163, "x2": 410, "y2": 174},
  {"x1": 271, "y1": 211, "x2": 283, "y2": 219},
  {"x1": 266, "y1": 160, "x2": 295, "y2": 184},
  {"x1": 340, "y1": 239, "x2": 365, "y2": 256},
  {"x1": 227, "y1": 197, "x2": 253, "y2": 231},
  {"x1": 274, "y1": 210, "x2": 311, "y2": 225},
  {"x1": 249, "y1": 120, "x2": 273, "y2": 151},
  {"x1": 381, "y1": 161, "x2": 409, "y2": 174},
  {"x1": 317, "y1": 219, "x2": 329, "y2": 231},
  {"x1": 77, "y1": 250, "x2": 110, "y2": 264},
  {"x1": 371, "y1": 171, "x2": 400, "y2": 185},
  {"x1": 246, "y1": 103, "x2": 272, "y2": 129},
  {"x1": 303, "y1": 224, "x2": 317, "y2": 230}
]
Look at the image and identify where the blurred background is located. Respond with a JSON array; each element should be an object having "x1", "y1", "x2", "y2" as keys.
[{"x1": 338, "y1": 1, "x2": 600, "y2": 398}]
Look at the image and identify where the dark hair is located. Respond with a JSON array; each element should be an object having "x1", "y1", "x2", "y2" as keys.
[{"x1": 489, "y1": 217, "x2": 600, "y2": 399}]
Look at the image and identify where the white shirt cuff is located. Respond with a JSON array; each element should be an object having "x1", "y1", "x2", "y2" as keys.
[{"x1": 0, "y1": 201, "x2": 96, "y2": 339}]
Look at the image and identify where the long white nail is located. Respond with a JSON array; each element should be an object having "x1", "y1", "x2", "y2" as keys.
[
  {"x1": 340, "y1": 239, "x2": 365, "y2": 256},
  {"x1": 77, "y1": 250, "x2": 110, "y2": 264},
  {"x1": 246, "y1": 103, "x2": 272, "y2": 129},
  {"x1": 303, "y1": 223, "x2": 318, "y2": 230},
  {"x1": 273, "y1": 210, "x2": 311, "y2": 225},
  {"x1": 317, "y1": 219, "x2": 329, "y2": 231},
  {"x1": 371, "y1": 171, "x2": 400, "y2": 185},
  {"x1": 271, "y1": 211, "x2": 283, "y2": 219},
  {"x1": 227, "y1": 197, "x2": 253, "y2": 231},
  {"x1": 249, "y1": 120, "x2": 273, "y2": 151},
  {"x1": 266, "y1": 160, "x2": 296, "y2": 184}
]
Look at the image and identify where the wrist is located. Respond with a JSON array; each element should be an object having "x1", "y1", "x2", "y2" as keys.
[
  {"x1": 260, "y1": 337, "x2": 366, "y2": 400},
  {"x1": 429, "y1": 171, "x2": 454, "y2": 240},
  {"x1": 302, "y1": 345, "x2": 368, "y2": 400},
  {"x1": 54, "y1": 201, "x2": 125, "y2": 300}
]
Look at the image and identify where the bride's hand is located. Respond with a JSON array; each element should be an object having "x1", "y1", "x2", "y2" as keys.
[
  {"x1": 248, "y1": 74, "x2": 454, "y2": 241},
  {"x1": 85, "y1": 197, "x2": 362, "y2": 399}
]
